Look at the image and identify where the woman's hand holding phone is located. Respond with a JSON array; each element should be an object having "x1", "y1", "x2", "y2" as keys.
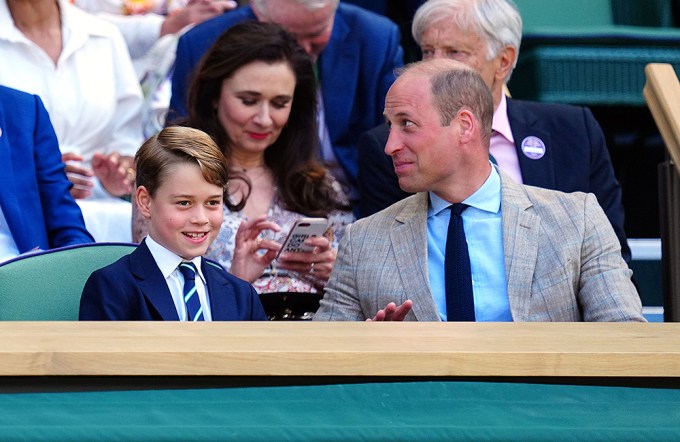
[{"x1": 276, "y1": 218, "x2": 336, "y2": 282}]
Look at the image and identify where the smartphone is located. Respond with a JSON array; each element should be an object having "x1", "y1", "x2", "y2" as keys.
[{"x1": 276, "y1": 217, "x2": 328, "y2": 258}]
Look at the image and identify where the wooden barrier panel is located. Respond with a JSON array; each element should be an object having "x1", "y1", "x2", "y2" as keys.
[{"x1": 1, "y1": 322, "x2": 680, "y2": 378}]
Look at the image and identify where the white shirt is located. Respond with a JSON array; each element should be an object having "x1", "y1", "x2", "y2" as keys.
[
  {"x1": 89, "y1": 12, "x2": 164, "y2": 60},
  {"x1": 0, "y1": 0, "x2": 143, "y2": 165},
  {"x1": 74, "y1": 0, "x2": 165, "y2": 60},
  {"x1": 145, "y1": 235, "x2": 213, "y2": 321},
  {"x1": 74, "y1": 0, "x2": 189, "y2": 59}
]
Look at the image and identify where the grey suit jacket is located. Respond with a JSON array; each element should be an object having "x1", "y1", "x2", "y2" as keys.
[{"x1": 315, "y1": 170, "x2": 644, "y2": 322}]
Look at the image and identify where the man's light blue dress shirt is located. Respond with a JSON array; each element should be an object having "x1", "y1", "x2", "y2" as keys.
[{"x1": 427, "y1": 166, "x2": 512, "y2": 321}]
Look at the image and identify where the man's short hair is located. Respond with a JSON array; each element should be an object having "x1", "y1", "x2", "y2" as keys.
[{"x1": 401, "y1": 60, "x2": 494, "y2": 143}]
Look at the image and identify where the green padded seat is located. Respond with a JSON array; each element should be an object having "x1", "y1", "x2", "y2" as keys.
[
  {"x1": 515, "y1": 0, "x2": 613, "y2": 29},
  {"x1": 512, "y1": 45, "x2": 680, "y2": 105},
  {"x1": 611, "y1": 0, "x2": 675, "y2": 27},
  {"x1": 509, "y1": 0, "x2": 680, "y2": 106},
  {"x1": 0, "y1": 243, "x2": 137, "y2": 320}
]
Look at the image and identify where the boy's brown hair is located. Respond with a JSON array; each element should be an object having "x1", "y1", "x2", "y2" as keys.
[{"x1": 135, "y1": 126, "x2": 228, "y2": 197}]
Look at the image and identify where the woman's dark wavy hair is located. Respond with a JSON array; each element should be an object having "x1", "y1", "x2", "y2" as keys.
[{"x1": 183, "y1": 20, "x2": 344, "y2": 216}]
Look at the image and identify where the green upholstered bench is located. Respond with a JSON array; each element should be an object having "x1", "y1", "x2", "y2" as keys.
[
  {"x1": 509, "y1": 0, "x2": 680, "y2": 106},
  {"x1": 0, "y1": 243, "x2": 136, "y2": 320}
]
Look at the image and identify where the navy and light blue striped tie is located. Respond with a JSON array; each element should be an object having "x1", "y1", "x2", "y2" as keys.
[{"x1": 179, "y1": 262, "x2": 204, "y2": 321}]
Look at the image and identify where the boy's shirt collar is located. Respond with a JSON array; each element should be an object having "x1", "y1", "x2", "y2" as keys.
[{"x1": 145, "y1": 235, "x2": 206, "y2": 282}]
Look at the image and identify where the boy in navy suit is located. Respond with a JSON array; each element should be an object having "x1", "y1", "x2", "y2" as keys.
[{"x1": 80, "y1": 126, "x2": 267, "y2": 321}]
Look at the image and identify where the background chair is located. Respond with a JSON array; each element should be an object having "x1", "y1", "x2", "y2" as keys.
[
  {"x1": 0, "y1": 243, "x2": 137, "y2": 320},
  {"x1": 259, "y1": 292, "x2": 323, "y2": 321},
  {"x1": 510, "y1": 0, "x2": 680, "y2": 106}
]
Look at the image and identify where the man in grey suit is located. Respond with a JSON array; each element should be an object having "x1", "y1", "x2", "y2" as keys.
[{"x1": 314, "y1": 59, "x2": 644, "y2": 322}]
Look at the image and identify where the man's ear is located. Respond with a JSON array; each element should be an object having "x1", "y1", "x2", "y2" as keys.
[
  {"x1": 456, "y1": 109, "x2": 475, "y2": 143},
  {"x1": 496, "y1": 45, "x2": 517, "y2": 83},
  {"x1": 136, "y1": 186, "x2": 153, "y2": 219}
]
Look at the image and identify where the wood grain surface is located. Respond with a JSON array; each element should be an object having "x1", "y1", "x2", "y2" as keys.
[{"x1": 0, "y1": 322, "x2": 678, "y2": 377}]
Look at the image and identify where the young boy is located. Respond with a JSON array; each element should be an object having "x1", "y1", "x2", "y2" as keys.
[{"x1": 79, "y1": 126, "x2": 267, "y2": 320}]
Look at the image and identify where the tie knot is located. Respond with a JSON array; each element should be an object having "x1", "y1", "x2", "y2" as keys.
[
  {"x1": 450, "y1": 203, "x2": 468, "y2": 216},
  {"x1": 179, "y1": 262, "x2": 196, "y2": 281}
]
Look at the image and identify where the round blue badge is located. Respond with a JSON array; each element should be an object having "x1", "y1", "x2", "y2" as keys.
[{"x1": 521, "y1": 136, "x2": 546, "y2": 160}]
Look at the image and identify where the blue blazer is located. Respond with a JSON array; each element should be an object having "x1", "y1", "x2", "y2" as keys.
[
  {"x1": 79, "y1": 240, "x2": 267, "y2": 321},
  {"x1": 357, "y1": 98, "x2": 630, "y2": 262},
  {"x1": 169, "y1": 3, "x2": 404, "y2": 186},
  {"x1": 0, "y1": 85, "x2": 93, "y2": 253}
]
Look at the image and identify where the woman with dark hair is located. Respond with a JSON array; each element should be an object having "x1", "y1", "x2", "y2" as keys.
[{"x1": 183, "y1": 20, "x2": 353, "y2": 293}]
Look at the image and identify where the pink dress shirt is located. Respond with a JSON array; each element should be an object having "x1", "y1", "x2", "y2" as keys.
[{"x1": 490, "y1": 94, "x2": 523, "y2": 184}]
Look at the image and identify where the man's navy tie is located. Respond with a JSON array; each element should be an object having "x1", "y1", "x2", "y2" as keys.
[
  {"x1": 444, "y1": 203, "x2": 475, "y2": 321},
  {"x1": 179, "y1": 262, "x2": 204, "y2": 321}
]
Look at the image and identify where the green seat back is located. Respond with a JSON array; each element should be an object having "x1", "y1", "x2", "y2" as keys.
[
  {"x1": 513, "y1": 0, "x2": 613, "y2": 31},
  {"x1": 0, "y1": 243, "x2": 137, "y2": 320},
  {"x1": 509, "y1": 0, "x2": 680, "y2": 105},
  {"x1": 611, "y1": 0, "x2": 674, "y2": 28}
]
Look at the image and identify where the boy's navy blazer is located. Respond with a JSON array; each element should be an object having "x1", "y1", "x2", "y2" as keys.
[{"x1": 79, "y1": 239, "x2": 267, "y2": 321}]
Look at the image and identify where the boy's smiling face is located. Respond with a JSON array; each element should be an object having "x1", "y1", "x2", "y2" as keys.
[{"x1": 137, "y1": 162, "x2": 224, "y2": 260}]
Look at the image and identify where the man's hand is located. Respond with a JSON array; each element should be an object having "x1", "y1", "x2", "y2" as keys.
[{"x1": 368, "y1": 300, "x2": 414, "y2": 321}]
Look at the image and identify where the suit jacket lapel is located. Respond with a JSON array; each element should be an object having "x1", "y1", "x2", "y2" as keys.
[
  {"x1": 320, "y1": 10, "x2": 358, "y2": 142},
  {"x1": 390, "y1": 193, "x2": 441, "y2": 321},
  {"x1": 507, "y1": 99, "x2": 556, "y2": 189},
  {"x1": 202, "y1": 261, "x2": 237, "y2": 321},
  {"x1": 131, "y1": 241, "x2": 180, "y2": 320},
  {"x1": 499, "y1": 170, "x2": 540, "y2": 321}
]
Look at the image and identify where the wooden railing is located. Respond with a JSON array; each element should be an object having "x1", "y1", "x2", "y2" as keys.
[
  {"x1": 1, "y1": 322, "x2": 679, "y2": 378},
  {"x1": 643, "y1": 63, "x2": 680, "y2": 321}
]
